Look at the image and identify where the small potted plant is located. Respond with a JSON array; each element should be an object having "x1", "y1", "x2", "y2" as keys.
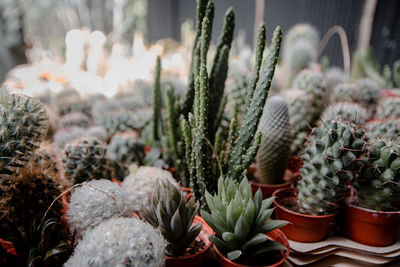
[
  {"x1": 141, "y1": 179, "x2": 212, "y2": 267},
  {"x1": 273, "y1": 119, "x2": 367, "y2": 242},
  {"x1": 201, "y1": 177, "x2": 289, "y2": 267},
  {"x1": 345, "y1": 138, "x2": 400, "y2": 246}
]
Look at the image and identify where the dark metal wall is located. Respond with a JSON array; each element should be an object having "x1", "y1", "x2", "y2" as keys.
[{"x1": 148, "y1": 0, "x2": 400, "y2": 69}]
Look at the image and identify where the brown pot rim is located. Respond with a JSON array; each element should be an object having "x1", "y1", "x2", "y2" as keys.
[
  {"x1": 272, "y1": 187, "x2": 338, "y2": 219},
  {"x1": 213, "y1": 229, "x2": 290, "y2": 267},
  {"x1": 165, "y1": 215, "x2": 213, "y2": 261},
  {"x1": 347, "y1": 204, "x2": 400, "y2": 215},
  {"x1": 250, "y1": 179, "x2": 293, "y2": 189}
]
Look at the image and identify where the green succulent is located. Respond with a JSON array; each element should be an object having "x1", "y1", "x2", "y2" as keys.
[
  {"x1": 201, "y1": 177, "x2": 288, "y2": 262},
  {"x1": 141, "y1": 179, "x2": 201, "y2": 257},
  {"x1": 365, "y1": 119, "x2": 400, "y2": 141},
  {"x1": 321, "y1": 102, "x2": 368, "y2": 126},
  {"x1": 376, "y1": 97, "x2": 400, "y2": 120}
]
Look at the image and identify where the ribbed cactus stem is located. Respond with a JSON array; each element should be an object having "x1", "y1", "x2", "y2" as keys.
[
  {"x1": 152, "y1": 56, "x2": 161, "y2": 141},
  {"x1": 394, "y1": 60, "x2": 400, "y2": 88}
]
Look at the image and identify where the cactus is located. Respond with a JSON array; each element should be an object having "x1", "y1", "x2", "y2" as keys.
[
  {"x1": 365, "y1": 119, "x2": 400, "y2": 141},
  {"x1": 141, "y1": 179, "x2": 201, "y2": 257},
  {"x1": 297, "y1": 120, "x2": 367, "y2": 214},
  {"x1": 325, "y1": 67, "x2": 348, "y2": 92},
  {"x1": 356, "y1": 78, "x2": 381, "y2": 108},
  {"x1": 331, "y1": 83, "x2": 362, "y2": 104},
  {"x1": 357, "y1": 139, "x2": 400, "y2": 211},
  {"x1": 121, "y1": 166, "x2": 179, "y2": 212},
  {"x1": 292, "y1": 69, "x2": 327, "y2": 122},
  {"x1": 201, "y1": 177, "x2": 288, "y2": 262},
  {"x1": 321, "y1": 102, "x2": 369, "y2": 126},
  {"x1": 256, "y1": 96, "x2": 291, "y2": 184},
  {"x1": 59, "y1": 111, "x2": 91, "y2": 129},
  {"x1": 57, "y1": 93, "x2": 89, "y2": 116},
  {"x1": 394, "y1": 60, "x2": 400, "y2": 88},
  {"x1": 376, "y1": 97, "x2": 400, "y2": 120},
  {"x1": 67, "y1": 179, "x2": 130, "y2": 238},
  {"x1": 62, "y1": 137, "x2": 127, "y2": 184},
  {"x1": 285, "y1": 23, "x2": 319, "y2": 47},
  {"x1": 0, "y1": 88, "x2": 49, "y2": 174},
  {"x1": 107, "y1": 131, "x2": 145, "y2": 166},
  {"x1": 153, "y1": 56, "x2": 162, "y2": 141},
  {"x1": 64, "y1": 217, "x2": 165, "y2": 267}
]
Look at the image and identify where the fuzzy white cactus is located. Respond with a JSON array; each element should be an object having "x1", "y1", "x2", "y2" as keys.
[
  {"x1": 65, "y1": 217, "x2": 166, "y2": 267},
  {"x1": 67, "y1": 179, "x2": 130, "y2": 238},
  {"x1": 121, "y1": 166, "x2": 179, "y2": 212}
]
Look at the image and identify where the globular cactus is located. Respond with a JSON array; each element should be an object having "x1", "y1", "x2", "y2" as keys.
[
  {"x1": 55, "y1": 88, "x2": 89, "y2": 116},
  {"x1": 67, "y1": 179, "x2": 130, "y2": 238},
  {"x1": 331, "y1": 83, "x2": 362, "y2": 104},
  {"x1": 325, "y1": 67, "x2": 348, "y2": 92},
  {"x1": 297, "y1": 120, "x2": 367, "y2": 214},
  {"x1": 0, "y1": 88, "x2": 49, "y2": 174},
  {"x1": 284, "y1": 23, "x2": 320, "y2": 47},
  {"x1": 321, "y1": 102, "x2": 369, "y2": 126},
  {"x1": 365, "y1": 119, "x2": 400, "y2": 141},
  {"x1": 357, "y1": 139, "x2": 400, "y2": 211},
  {"x1": 107, "y1": 131, "x2": 145, "y2": 166},
  {"x1": 376, "y1": 97, "x2": 400, "y2": 120},
  {"x1": 356, "y1": 78, "x2": 381, "y2": 108},
  {"x1": 62, "y1": 137, "x2": 127, "y2": 184},
  {"x1": 64, "y1": 217, "x2": 165, "y2": 267},
  {"x1": 292, "y1": 69, "x2": 327, "y2": 122},
  {"x1": 131, "y1": 79, "x2": 153, "y2": 106},
  {"x1": 141, "y1": 179, "x2": 201, "y2": 257},
  {"x1": 256, "y1": 96, "x2": 291, "y2": 184},
  {"x1": 121, "y1": 166, "x2": 179, "y2": 212},
  {"x1": 59, "y1": 111, "x2": 91, "y2": 129},
  {"x1": 53, "y1": 127, "x2": 87, "y2": 148}
]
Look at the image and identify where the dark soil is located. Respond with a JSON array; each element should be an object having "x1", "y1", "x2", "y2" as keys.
[
  {"x1": 182, "y1": 237, "x2": 205, "y2": 257},
  {"x1": 234, "y1": 250, "x2": 284, "y2": 266}
]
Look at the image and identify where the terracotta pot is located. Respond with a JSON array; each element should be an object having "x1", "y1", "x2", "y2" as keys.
[
  {"x1": 0, "y1": 238, "x2": 17, "y2": 256},
  {"x1": 111, "y1": 178, "x2": 122, "y2": 185},
  {"x1": 344, "y1": 204, "x2": 400, "y2": 246},
  {"x1": 287, "y1": 155, "x2": 303, "y2": 173},
  {"x1": 213, "y1": 229, "x2": 290, "y2": 267},
  {"x1": 250, "y1": 169, "x2": 299, "y2": 199},
  {"x1": 272, "y1": 187, "x2": 337, "y2": 242},
  {"x1": 165, "y1": 216, "x2": 213, "y2": 267},
  {"x1": 180, "y1": 187, "x2": 193, "y2": 203}
]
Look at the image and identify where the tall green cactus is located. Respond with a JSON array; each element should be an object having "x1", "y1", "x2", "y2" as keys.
[{"x1": 152, "y1": 56, "x2": 162, "y2": 141}]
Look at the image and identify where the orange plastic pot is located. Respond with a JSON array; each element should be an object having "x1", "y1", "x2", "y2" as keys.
[
  {"x1": 344, "y1": 204, "x2": 400, "y2": 246},
  {"x1": 165, "y1": 216, "x2": 213, "y2": 267},
  {"x1": 213, "y1": 229, "x2": 290, "y2": 267},
  {"x1": 272, "y1": 187, "x2": 337, "y2": 242}
]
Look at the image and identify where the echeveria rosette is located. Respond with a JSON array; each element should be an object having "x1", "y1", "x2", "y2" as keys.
[{"x1": 200, "y1": 177, "x2": 288, "y2": 261}]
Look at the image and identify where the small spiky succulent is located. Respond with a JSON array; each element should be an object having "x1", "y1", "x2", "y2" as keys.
[
  {"x1": 59, "y1": 112, "x2": 91, "y2": 129},
  {"x1": 284, "y1": 23, "x2": 320, "y2": 47},
  {"x1": 57, "y1": 94, "x2": 89, "y2": 117},
  {"x1": 292, "y1": 69, "x2": 327, "y2": 122},
  {"x1": 297, "y1": 120, "x2": 367, "y2": 214},
  {"x1": 53, "y1": 127, "x2": 87, "y2": 148},
  {"x1": 141, "y1": 180, "x2": 201, "y2": 257},
  {"x1": 321, "y1": 102, "x2": 368, "y2": 125},
  {"x1": 365, "y1": 119, "x2": 400, "y2": 141},
  {"x1": 325, "y1": 67, "x2": 348, "y2": 92},
  {"x1": 64, "y1": 217, "x2": 166, "y2": 267},
  {"x1": 376, "y1": 97, "x2": 400, "y2": 120},
  {"x1": 107, "y1": 131, "x2": 145, "y2": 166},
  {"x1": 331, "y1": 83, "x2": 362, "y2": 104},
  {"x1": 201, "y1": 177, "x2": 288, "y2": 262},
  {"x1": 357, "y1": 139, "x2": 400, "y2": 211},
  {"x1": 256, "y1": 96, "x2": 291, "y2": 184},
  {"x1": 0, "y1": 88, "x2": 49, "y2": 174},
  {"x1": 67, "y1": 179, "x2": 130, "y2": 238},
  {"x1": 121, "y1": 166, "x2": 179, "y2": 212},
  {"x1": 62, "y1": 137, "x2": 127, "y2": 184},
  {"x1": 356, "y1": 78, "x2": 381, "y2": 108}
]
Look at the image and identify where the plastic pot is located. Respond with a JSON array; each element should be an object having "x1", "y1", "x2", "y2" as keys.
[
  {"x1": 344, "y1": 204, "x2": 400, "y2": 246},
  {"x1": 213, "y1": 229, "x2": 290, "y2": 267},
  {"x1": 165, "y1": 216, "x2": 213, "y2": 267},
  {"x1": 272, "y1": 187, "x2": 337, "y2": 242}
]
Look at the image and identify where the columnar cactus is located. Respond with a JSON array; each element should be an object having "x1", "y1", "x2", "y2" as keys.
[
  {"x1": 357, "y1": 139, "x2": 400, "y2": 211},
  {"x1": 152, "y1": 56, "x2": 162, "y2": 141},
  {"x1": 0, "y1": 88, "x2": 49, "y2": 174},
  {"x1": 297, "y1": 120, "x2": 367, "y2": 214},
  {"x1": 67, "y1": 179, "x2": 130, "y2": 238},
  {"x1": 321, "y1": 102, "x2": 369, "y2": 125},
  {"x1": 141, "y1": 180, "x2": 201, "y2": 257},
  {"x1": 65, "y1": 217, "x2": 166, "y2": 267},
  {"x1": 256, "y1": 96, "x2": 291, "y2": 184}
]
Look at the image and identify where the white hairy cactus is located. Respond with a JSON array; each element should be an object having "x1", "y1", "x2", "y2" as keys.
[
  {"x1": 65, "y1": 217, "x2": 166, "y2": 267},
  {"x1": 121, "y1": 166, "x2": 179, "y2": 212},
  {"x1": 67, "y1": 179, "x2": 130, "y2": 238}
]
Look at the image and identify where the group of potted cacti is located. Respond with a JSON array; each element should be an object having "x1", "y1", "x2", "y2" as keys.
[{"x1": 1, "y1": 0, "x2": 400, "y2": 266}]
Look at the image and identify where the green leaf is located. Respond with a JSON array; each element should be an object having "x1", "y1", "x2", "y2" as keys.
[
  {"x1": 243, "y1": 199, "x2": 256, "y2": 226},
  {"x1": 260, "y1": 197, "x2": 274, "y2": 212},
  {"x1": 242, "y1": 233, "x2": 269, "y2": 250},
  {"x1": 227, "y1": 250, "x2": 242, "y2": 261},
  {"x1": 254, "y1": 189, "x2": 262, "y2": 213},
  {"x1": 255, "y1": 209, "x2": 273, "y2": 230},
  {"x1": 234, "y1": 215, "x2": 250, "y2": 243},
  {"x1": 222, "y1": 232, "x2": 236, "y2": 244},
  {"x1": 251, "y1": 240, "x2": 287, "y2": 256},
  {"x1": 205, "y1": 190, "x2": 215, "y2": 210},
  {"x1": 259, "y1": 220, "x2": 289, "y2": 234},
  {"x1": 210, "y1": 234, "x2": 231, "y2": 252},
  {"x1": 171, "y1": 209, "x2": 183, "y2": 237}
]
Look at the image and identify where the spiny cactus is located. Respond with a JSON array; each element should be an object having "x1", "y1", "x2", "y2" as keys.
[
  {"x1": 201, "y1": 177, "x2": 288, "y2": 262},
  {"x1": 256, "y1": 96, "x2": 291, "y2": 184},
  {"x1": 356, "y1": 78, "x2": 381, "y2": 108},
  {"x1": 67, "y1": 179, "x2": 130, "y2": 238},
  {"x1": 365, "y1": 119, "x2": 400, "y2": 141},
  {"x1": 59, "y1": 111, "x2": 91, "y2": 129},
  {"x1": 376, "y1": 97, "x2": 400, "y2": 120},
  {"x1": 285, "y1": 23, "x2": 319, "y2": 47},
  {"x1": 121, "y1": 166, "x2": 179, "y2": 212},
  {"x1": 65, "y1": 217, "x2": 166, "y2": 267},
  {"x1": 394, "y1": 60, "x2": 400, "y2": 88},
  {"x1": 297, "y1": 120, "x2": 367, "y2": 214},
  {"x1": 325, "y1": 67, "x2": 348, "y2": 92},
  {"x1": 55, "y1": 88, "x2": 89, "y2": 116},
  {"x1": 357, "y1": 139, "x2": 400, "y2": 211},
  {"x1": 0, "y1": 88, "x2": 49, "y2": 174},
  {"x1": 321, "y1": 102, "x2": 368, "y2": 126},
  {"x1": 141, "y1": 179, "x2": 201, "y2": 257},
  {"x1": 107, "y1": 131, "x2": 145, "y2": 166},
  {"x1": 62, "y1": 137, "x2": 127, "y2": 184},
  {"x1": 152, "y1": 56, "x2": 162, "y2": 141},
  {"x1": 331, "y1": 83, "x2": 362, "y2": 104},
  {"x1": 292, "y1": 69, "x2": 327, "y2": 122}
]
